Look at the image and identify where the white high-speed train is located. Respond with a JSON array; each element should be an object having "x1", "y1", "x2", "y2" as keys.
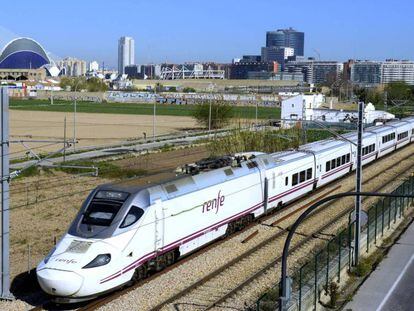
[{"x1": 37, "y1": 117, "x2": 414, "y2": 302}]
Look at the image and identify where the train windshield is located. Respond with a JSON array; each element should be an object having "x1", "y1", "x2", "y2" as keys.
[{"x1": 82, "y1": 191, "x2": 129, "y2": 227}]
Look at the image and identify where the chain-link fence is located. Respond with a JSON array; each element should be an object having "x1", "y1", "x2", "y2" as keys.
[{"x1": 255, "y1": 175, "x2": 414, "y2": 311}]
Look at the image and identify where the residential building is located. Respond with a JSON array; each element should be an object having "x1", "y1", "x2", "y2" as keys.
[
  {"x1": 381, "y1": 60, "x2": 414, "y2": 85},
  {"x1": 118, "y1": 36, "x2": 135, "y2": 75},
  {"x1": 57, "y1": 57, "x2": 87, "y2": 76},
  {"x1": 350, "y1": 61, "x2": 382, "y2": 86},
  {"x1": 266, "y1": 27, "x2": 304, "y2": 56}
]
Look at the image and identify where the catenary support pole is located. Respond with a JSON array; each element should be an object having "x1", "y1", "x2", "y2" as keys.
[
  {"x1": 0, "y1": 87, "x2": 12, "y2": 300},
  {"x1": 63, "y1": 116, "x2": 66, "y2": 163},
  {"x1": 153, "y1": 98, "x2": 156, "y2": 142},
  {"x1": 354, "y1": 101, "x2": 364, "y2": 266}
]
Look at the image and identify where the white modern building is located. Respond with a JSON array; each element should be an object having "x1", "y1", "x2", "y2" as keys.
[
  {"x1": 381, "y1": 60, "x2": 414, "y2": 85},
  {"x1": 118, "y1": 36, "x2": 135, "y2": 75},
  {"x1": 281, "y1": 94, "x2": 394, "y2": 126},
  {"x1": 88, "y1": 60, "x2": 99, "y2": 72},
  {"x1": 57, "y1": 57, "x2": 87, "y2": 76}
]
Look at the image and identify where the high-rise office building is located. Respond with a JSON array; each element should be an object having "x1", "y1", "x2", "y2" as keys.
[
  {"x1": 261, "y1": 46, "x2": 294, "y2": 70},
  {"x1": 286, "y1": 59, "x2": 343, "y2": 84},
  {"x1": 118, "y1": 36, "x2": 135, "y2": 75},
  {"x1": 266, "y1": 27, "x2": 304, "y2": 56}
]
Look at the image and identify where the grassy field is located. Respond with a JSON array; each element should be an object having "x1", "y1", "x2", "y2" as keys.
[{"x1": 10, "y1": 99, "x2": 281, "y2": 119}]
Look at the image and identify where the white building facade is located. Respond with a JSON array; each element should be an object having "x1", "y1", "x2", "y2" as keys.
[
  {"x1": 281, "y1": 95, "x2": 394, "y2": 126},
  {"x1": 381, "y1": 60, "x2": 414, "y2": 85},
  {"x1": 57, "y1": 57, "x2": 87, "y2": 76},
  {"x1": 88, "y1": 61, "x2": 99, "y2": 72},
  {"x1": 118, "y1": 36, "x2": 135, "y2": 75}
]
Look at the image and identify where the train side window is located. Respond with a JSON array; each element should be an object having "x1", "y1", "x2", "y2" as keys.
[
  {"x1": 120, "y1": 206, "x2": 145, "y2": 228},
  {"x1": 292, "y1": 173, "x2": 298, "y2": 186},
  {"x1": 285, "y1": 176, "x2": 288, "y2": 186},
  {"x1": 299, "y1": 170, "x2": 306, "y2": 183},
  {"x1": 341, "y1": 155, "x2": 346, "y2": 164},
  {"x1": 331, "y1": 159, "x2": 336, "y2": 169},
  {"x1": 347, "y1": 154, "x2": 350, "y2": 163},
  {"x1": 306, "y1": 168, "x2": 312, "y2": 180},
  {"x1": 336, "y1": 158, "x2": 341, "y2": 167},
  {"x1": 273, "y1": 172, "x2": 276, "y2": 189},
  {"x1": 326, "y1": 161, "x2": 330, "y2": 172}
]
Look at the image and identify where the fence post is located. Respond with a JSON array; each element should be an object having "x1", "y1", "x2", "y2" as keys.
[
  {"x1": 381, "y1": 199, "x2": 385, "y2": 237},
  {"x1": 299, "y1": 266, "x2": 303, "y2": 311},
  {"x1": 348, "y1": 222, "x2": 352, "y2": 271},
  {"x1": 367, "y1": 209, "x2": 370, "y2": 253},
  {"x1": 394, "y1": 196, "x2": 398, "y2": 223},
  {"x1": 338, "y1": 233, "x2": 342, "y2": 282},
  {"x1": 326, "y1": 242, "x2": 330, "y2": 289},
  {"x1": 388, "y1": 197, "x2": 391, "y2": 229},
  {"x1": 314, "y1": 253, "x2": 318, "y2": 311},
  {"x1": 374, "y1": 204, "x2": 378, "y2": 245}
]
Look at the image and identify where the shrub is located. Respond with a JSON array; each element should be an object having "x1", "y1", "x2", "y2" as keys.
[{"x1": 192, "y1": 101, "x2": 234, "y2": 129}]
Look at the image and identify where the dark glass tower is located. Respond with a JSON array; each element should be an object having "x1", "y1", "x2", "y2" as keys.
[{"x1": 266, "y1": 27, "x2": 304, "y2": 56}]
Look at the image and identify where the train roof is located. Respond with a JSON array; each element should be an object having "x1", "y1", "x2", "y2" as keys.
[
  {"x1": 385, "y1": 120, "x2": 412, "y2": 128},
  {"x1": 269, "y1": 150, "x2": 312, "y2": 164},
  {"x1": 365, "y1": 124, "x2": 395, "y2": 134},
  {"x1": 299, "y1": 137, "x2": 349, "y2": 154}
]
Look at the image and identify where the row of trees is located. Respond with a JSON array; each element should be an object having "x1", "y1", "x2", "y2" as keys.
[
  {"x1": 60, "y1": 77, "x2": 108, "y2": 92},
  {"x1": 354, "y1": 81, "x2": 414, "y2": 106}
]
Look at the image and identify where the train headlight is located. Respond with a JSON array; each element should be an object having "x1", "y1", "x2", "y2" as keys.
[{"x1": 83, "y1": 254, "x2": 111, "y2": 269}]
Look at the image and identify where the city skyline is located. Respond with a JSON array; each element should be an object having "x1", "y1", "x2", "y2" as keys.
[{"x1": 0, "y1": 0, "x2": 413, "y2": 68}]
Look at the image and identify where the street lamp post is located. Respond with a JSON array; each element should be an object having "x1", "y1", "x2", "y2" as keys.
[
  {"x1": 73, "y1": 79, "x2": 82, "y2": 152},
  {"x1": 153, "y1": 99, "x2": 156, "y2": 142},
  {"x1": 153, "y1": 84, "x2": 157, "y2": 141},
  {"x1": 354, "y1": 101, "x2": 364, "y2": 265}
]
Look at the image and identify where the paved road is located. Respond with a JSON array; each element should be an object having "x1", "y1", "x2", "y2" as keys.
[{"x1": 344, "y1": 220, "x2": 414, "y2": 311}]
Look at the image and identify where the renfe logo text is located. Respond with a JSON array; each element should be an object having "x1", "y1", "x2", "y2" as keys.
[{"x1": 202, "y1": 191, "x2": 225, "y2": 214}]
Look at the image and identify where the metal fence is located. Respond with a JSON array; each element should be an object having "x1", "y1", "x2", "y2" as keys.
[{"x1": 255, "y1": 175, "x2": 414, "y2": 311}]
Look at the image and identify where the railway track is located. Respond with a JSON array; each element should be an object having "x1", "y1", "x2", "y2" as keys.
[
  {"x1": 29, "y1": 145, "x2": 414, "y2": 311},
  {"x1": 150, "y1": 156, "x2": 414, "y2": 311}
]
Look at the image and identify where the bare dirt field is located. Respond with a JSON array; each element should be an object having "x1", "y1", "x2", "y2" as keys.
[{"x1": 9, "y1": 110, "x2": 199, "y2": 158}]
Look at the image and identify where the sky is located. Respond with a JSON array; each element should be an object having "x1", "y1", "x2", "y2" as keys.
[{"x1": 0, "y1": 0, "x2": 413, "y2": 68}]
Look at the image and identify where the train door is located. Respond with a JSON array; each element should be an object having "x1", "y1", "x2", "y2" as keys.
[{"x1": 153, "y1": 199, "x2": 165, "y2": 253}]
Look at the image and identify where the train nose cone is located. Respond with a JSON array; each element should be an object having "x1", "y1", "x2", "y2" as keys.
[{"x1": 37, "y1": 268, "x2": 84, "y2": 296}]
